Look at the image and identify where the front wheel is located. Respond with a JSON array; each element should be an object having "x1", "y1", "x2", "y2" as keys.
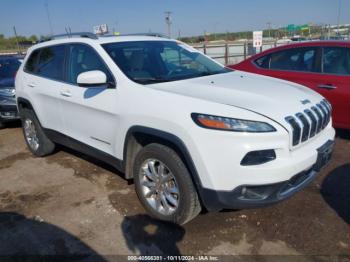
[{"x1": 133, "y1": 143, "x2": 201, "y2": 225}]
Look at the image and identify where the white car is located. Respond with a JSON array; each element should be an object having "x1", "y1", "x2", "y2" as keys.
[{"x1": 15, "y1": 33, "x2": 335, "y2": 224}]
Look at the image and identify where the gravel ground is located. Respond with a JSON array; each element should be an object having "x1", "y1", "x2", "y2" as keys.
[{"x1": 0, "y1": 123, "x2": 349, "y2": 260}]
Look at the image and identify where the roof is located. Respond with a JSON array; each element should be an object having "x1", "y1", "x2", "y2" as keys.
[
  {"x1": 273, "y1": 40, "x2": 350, "y2": 49},
  {"x1": 27, "y1": 33, "x2": 175, "y2": 54},
  {"x1": 98, "y1": 35, "x2": 173, "y2": 44},
  {"x1": 247, "y1": 40, "x2": 350, "y2": 61}
]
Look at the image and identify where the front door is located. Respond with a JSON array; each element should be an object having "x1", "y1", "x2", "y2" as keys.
[{"x1": 59, "y1": 43, "x2": 119, "y2": 155}]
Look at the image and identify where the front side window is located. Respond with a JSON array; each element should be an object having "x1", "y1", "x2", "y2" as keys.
[
  {"x1": 322, "y1": 47, "x2": 350, "y2": 75},
  {"x1": 254, "y1": 55, "x2": 270, "y2": 69},
  {"x1": 36, "y1": 45, "x2": 65, "y2": 80},
  {"x1": 260, "y1": 47, "x2": 318, "y2": 72},
  {"x1": 102, "y1": 41, "x2": 231, "y2": 84},
  {"x1": 67, "y1": 44, "x2": 113, "y2": 85}
]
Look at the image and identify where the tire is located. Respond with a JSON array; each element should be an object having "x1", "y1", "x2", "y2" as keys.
[
  {"x1": 0, "y1": 120, "x2": 4, "y2": 129},
  {"x1": 133, "y1": 143, "x2": 201, "y2": 225},
  {"x1": 20, "y1": 108, "x2": 55, "y2": 157}
]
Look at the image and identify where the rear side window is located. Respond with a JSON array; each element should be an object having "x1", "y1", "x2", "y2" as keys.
[
  {"x1": 24, "y1": 49, "x2": 40, "y2": 73},
  {"x1": 36, "y1": 45, "x2": 65, "y2": 81},
  {"x1": 255, "y1": 47, "x2": 318, "y2": 72},
  {"x1": 322, "y1": 47, "x2": 350, "y2": 75},
  {"x1": 67, "y1": 44, "x2": 113, "y2": 85},
  {"x1": 270, "y1": 48, "x2": 317, "y2": 72},
  {"x1": 0, "y1": 58, "x2": 21, "y2": 78}
]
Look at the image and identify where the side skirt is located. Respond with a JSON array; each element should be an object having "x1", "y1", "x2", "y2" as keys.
[{"x1": 43, "y1": 129, "x2": 124, "y2": 174}]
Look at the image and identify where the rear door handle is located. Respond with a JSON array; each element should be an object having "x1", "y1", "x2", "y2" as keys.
[
  {"x1": 60, "y1": 91, "x2": 72, "y2": 97},
  {"x1": 27, "y1": 83, "x2": 36, "y2": 88},
  {"x1": 318, "y1": 84, "x2": 337, "y2": 90}
]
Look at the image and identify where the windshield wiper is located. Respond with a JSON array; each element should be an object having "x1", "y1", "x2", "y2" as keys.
[
  {"x1": 198, "y1": 70, "x2": 231, "y2": 77},
  {"x1": 133, "y1": 77, "x2": 171, "y2": 84}
]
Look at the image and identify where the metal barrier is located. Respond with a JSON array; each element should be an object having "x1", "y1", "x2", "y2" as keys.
[
  {"x1": 0, "y1": 40, "x2": 293, "y2": 65},
  {"x1": 192, "y1": 40, "x2": 291, "y2": 65}
]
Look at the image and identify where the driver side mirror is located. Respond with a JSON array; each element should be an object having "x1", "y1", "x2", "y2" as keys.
[{"x1": 77, "y1": 70, "x2": 114, "y2": 88}]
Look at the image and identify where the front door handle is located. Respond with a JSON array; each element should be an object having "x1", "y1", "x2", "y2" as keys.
[
  {"x1": 27, "y1": 83, "x2": 36, "y2": 88},
  {"x1": 60, "y1": 91, "x2": 72, "y2": 97},
  {"x1": 318, "y1": 84, "x2": 337, "y2": 90}
]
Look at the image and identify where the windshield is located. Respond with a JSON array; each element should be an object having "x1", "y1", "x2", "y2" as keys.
[
  {"x1": 0, "y1": 58, "x2": 21, "y2": 79},
  {"x1": 102, "y1": 41, "x2": 232, "y2": 84}
]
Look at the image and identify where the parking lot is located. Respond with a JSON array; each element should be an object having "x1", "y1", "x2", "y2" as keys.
[{"x1": 0, "y1": 123, "x2": 348, "y2": 258}]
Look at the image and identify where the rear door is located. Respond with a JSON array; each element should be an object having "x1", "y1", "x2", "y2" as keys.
[
  {"x1": 22, "y1": 45, "x2": 66, "y2": 133},
  {"x1": 311, "y1": 46, "x2": 350, "y2": 129},
  {"x1": 253, "y1": 45, "x2": 350, "y2": 128},
  {"x1": 253, "y1": 47, "x2": 321, "y2": 87},
  {"x1": 58, "y1": 43, "x2": 119, "y2": 155}
]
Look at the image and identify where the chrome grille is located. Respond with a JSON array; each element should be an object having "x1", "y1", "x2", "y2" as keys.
[{"x1": 285, "y1": 99, "x2": 332, "y2": 147}]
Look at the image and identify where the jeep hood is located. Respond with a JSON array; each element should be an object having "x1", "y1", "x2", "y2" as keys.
[{"x1": 149, "y1": 71, "x2": 324, "y2": 126}]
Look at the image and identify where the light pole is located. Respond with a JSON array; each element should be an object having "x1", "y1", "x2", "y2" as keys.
[
  {"x1": 267, "y1": 22, "x2": 272, "y2": 38},
  {"x1": 45, "y1": 0, "x2": 53, "y2": 35},
  {"x1": 337, "y1": 0, "x2": 342, "y2": 36},
  {"x1": 13, "y1": 26, "x2": 21, "y2": 54},
  {"x1": 165, "y1": 11, "x2": 172, "y2": 38}
]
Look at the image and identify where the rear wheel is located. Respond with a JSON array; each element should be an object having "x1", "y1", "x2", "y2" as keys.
[
  {"x1": 21, "y1": 108, "x2": 55, "y2": 156},
  {"x1": 134, "y1": 143, "x2": 201, "y2": 225},
  {"x1": 0, "y1": 120, "x2": 4, "y2": 129}
]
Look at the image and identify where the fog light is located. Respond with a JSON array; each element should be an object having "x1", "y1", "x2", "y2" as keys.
[
  {"x1": 240, "y1": 184, "x2": 278, "y2": 200},
  {"x1": 241, "y1": 150, "x2": 276, "y2": 166},
  {"x1": 0, "y1": 111, "x2": 16, "y2": 118},
  {"x1": 241, "y1": 186, "x2": 266, "y2": 200}
]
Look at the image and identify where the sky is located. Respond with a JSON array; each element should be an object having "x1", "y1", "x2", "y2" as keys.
[{"x1": 1, "y1": 0, "x2": 349, "y2": 38}]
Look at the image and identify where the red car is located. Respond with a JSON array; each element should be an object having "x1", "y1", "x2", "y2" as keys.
[{"x1": 229, "y1": 41, "x2": 350, "y2": 130}]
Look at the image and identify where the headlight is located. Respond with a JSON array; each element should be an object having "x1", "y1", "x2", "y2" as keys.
[
  {"x1": 0, "y1": 88, "x2": 16, "y2": 97},
  {"x1": 191, "y1": 113, "x2": 276, "y2": 132}
]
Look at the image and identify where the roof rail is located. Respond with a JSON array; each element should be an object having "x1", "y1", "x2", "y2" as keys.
[
  {"x1": 39, "y1": 32, "x2": 98, "y2": 43},
  {"x1": 102, "y1": 33, "x2": 169, "y2": 38}
]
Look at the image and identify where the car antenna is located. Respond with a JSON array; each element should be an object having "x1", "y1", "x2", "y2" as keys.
[{"x1": 64, "y1": 27, "x2": 72, "y2": 38}]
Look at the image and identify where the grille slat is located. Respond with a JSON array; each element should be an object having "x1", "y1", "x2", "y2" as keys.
[
  {"x1": 285, "y1": 100, "x2": 332, "y2": 147},
  {"x1": 320, "y1": 101, "x2": 331, "y2": 127},
  {"x1": 317, "y1": 103, "x2": 328, "y2": 129},
  {"x1": 285, "y1": 116, "x2": 301, "y2": 146},
  {"x1": 304, "y1": 109, "x2": 317, "y2": 138},
  {"x1": 311, "y1": 106, "x2": 323, "y2": 134},
  {"x1": 296, "y1": 113, "x2": 310, "y2": 142}
]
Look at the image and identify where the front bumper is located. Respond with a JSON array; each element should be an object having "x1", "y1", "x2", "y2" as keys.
[
  {"x1": 200, "y1": 140, "x2": 335, "y2": 211},
  {"x1": 0, "y1": 103, "x2": 20, "y2": 122}
]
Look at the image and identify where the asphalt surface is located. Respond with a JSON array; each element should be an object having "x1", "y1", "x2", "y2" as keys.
[{"x1": 0, "y1": 123, "x2": 349, "y2": 259}]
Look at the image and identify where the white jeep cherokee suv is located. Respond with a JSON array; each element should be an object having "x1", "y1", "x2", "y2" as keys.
[{"x1": 15, "y1": 33, "x2": 335, "y2": 224}]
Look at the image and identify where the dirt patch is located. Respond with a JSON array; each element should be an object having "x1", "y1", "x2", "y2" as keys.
[
  {"x1": 71, "y1": 197, "x2": 96, "y2": 208},
  {"x1": 46, "y1": 151, "x2": 105, "y2": 183},
  {"x1": 0, "y1": 191, "x2": 52, "y2": 213},
  {"x1": 0, "y1": 126, "x2": 349, "y2": 256},
  {"x1": 106, "y1": 175, "x2": 145, "y2": 216},
  {"x1": 0, "y1": 151, "x2": 32, "y2": 170}
]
